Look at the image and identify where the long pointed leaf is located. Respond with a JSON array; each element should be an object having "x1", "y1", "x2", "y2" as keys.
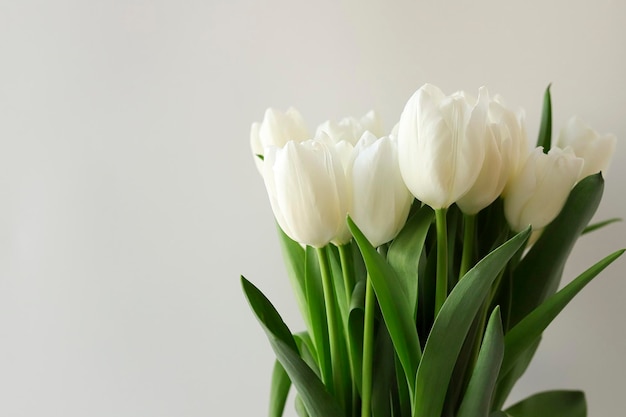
[
  {"x1": 270, "y1": 361, "x2": 291, "y2": 417},
  {"x1": 305, "y1": 247, "x2": 331, "y2": 385},
  {"x1": 582, "y1": 217, "x2": 621, "y2": 235},
  {"x1": 505, "y1": 390, "x2": 586, "y2": 417},
  {"x1": 457, "y1": 307, "x2": 504, "y2": 417},
  {"x1": 501, "y1": 249, "x2": 624, "y2": 376},
  {"x1": 387, "y1": 205, "x2": 434, "y2": 317},
  {"x1": 348, "y1": 280, "x2": 366, "y2": 394},
  {"x1": 536, "y1": 84, "x2": 552, "y2": 152},
  {"x1": 348, "y1": 217, "x2": 422, "y2": 395},
  {"x1": 277, "y1": 226, "x2": 310, "y2": 329},
  {"x1": 413, "y1": 228, "x2": 530, "y2": 417},
  {"x1": 241, "y1": 277, "x2": 343, "y2": 417},
  {"x1": 510, "y1": 174, "x2": 604, "y2": 327},
  {"x1": 492, "y1": 337, "x2": 540, "y2": 410}
]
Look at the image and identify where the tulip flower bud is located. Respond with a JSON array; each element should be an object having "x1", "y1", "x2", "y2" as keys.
[
  {"x1": 397, "y1": 84, "x2": 489, "y2": 209},
  {"x1": 504, "y1": 147, "x2": 583, "y2": 232},
  {"x1": 316, "y1": 111, "x2": 383, "y2": 145},
  {"x1": 328, "y1": 138, "x2": 355, "y2": 245},
  {"x1": 555, "y1": 116, "x2": 617, "y2": 179},
  {"x1": 262, "y1": 140, "x2": 349, "y2": 248},
  {"x1": 250, "y1": 108, "x2": 309, "y2": 172},
  {"x1": 457, "y1": 96, "x2": 530, "y2": 214},
  {"x1": 347, "y1": 133, "x2": 413, "y2": 247}
]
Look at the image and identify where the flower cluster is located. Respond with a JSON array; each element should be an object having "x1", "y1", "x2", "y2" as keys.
[
  {"x1": 242, "y1": 84, "x2": 621, "y2": 417},
  {"x1": 254, "y1": 84, "x2": 615, "y2": 245}
]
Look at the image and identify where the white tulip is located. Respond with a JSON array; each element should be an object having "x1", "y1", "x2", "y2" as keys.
[
  {"x1": 555, "y1": 116, "x2": 617, "y2": 179},
  {"x1": 457, "y1": 96, "x2": 530, "y2": 214},
  {"x1": 316, "y1": 110, "x2": 383, "y2": 146},
  {"x1": 263, "y1": 140, "x2": 348, "y2": 248},
  {"x1": 504, "y1": 147, "x2": 584, "y2": 232},
  {"x1": 397, "y1": 84, "x2": 489, "y2": 209},
  {"x1": 250, "y1": 108, "x2": 309, "y2": 172},
  {"x1": 347, "y1": 133, "x2": 413, "y2": 247},
  {"x1": 328, "y1": 137, "x2": 355, "y2": 245}
]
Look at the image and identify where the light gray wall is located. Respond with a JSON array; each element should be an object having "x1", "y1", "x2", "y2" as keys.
[{"x1": 0, "y1": 0, "x2": 624, "y2": 416}]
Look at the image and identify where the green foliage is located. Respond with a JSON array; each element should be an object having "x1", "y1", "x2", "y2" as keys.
[
  {"x1": 269, "y1": 361, "x2": 291, "y2": 417},
  {"x1": 241, "y1": 277, "x2": 344, "y2": 417},
  {"x1": 505, "y1": 390, "x2": 586, "y2": 417},
  {"x1": 413, "y1": 228, "x2": 530, "y2": 417},
  {"x1": 456, "y1": 307, "x2": 504, "y2": 417},
  {"x1": 509, "y1": 174, "x2": 604, "y2": 327},
  {"x1": 349, "y1": 217, "x2": 422, "y2": 395},
  {"x1": 243, "y1": 92, "x2": 621, "y2": 417}
]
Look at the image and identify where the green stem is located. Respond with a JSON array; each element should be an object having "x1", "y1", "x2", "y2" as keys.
[
  {"x1": 316, "y1": 247, "x2": 345, "y2": 410},
  {"x1": 338, "y1": 244, "x2": 358, "y2": 417},
  {"x1": 435, "y1": 208, "x2": 448, "y2": 317},
  {"x1": 361, "y1": 275, "x2": 376, "y2": 417},
  {"x1": 459, "y1": 214, "x2": 476, "y2": 279},
  {"x1": 338, "y1": 245, "x2": 355, "y2": 301}
]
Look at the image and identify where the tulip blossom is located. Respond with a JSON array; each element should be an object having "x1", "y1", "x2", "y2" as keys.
[
  {"x1": 457, "y1": 96, "x2": 530, "y2": 214},
  {"x1": 347, "y1": 133, "x2": 413, "y2": 247},
  {"x1": 555, "y1": 116, "x2": 617, "y2": 179},
  {"x1": 504, "y1": 147, "x2": 583, "y2": 232},
  {"x1": 262, "y1": 140, "x2": 348, "y2": 248},
  {"x1": 250, "y1": 107, "x2": 309, "y2": 171},
  {"x1": 316, "y1": 110, "x2": 383, "y2": 146},
  {"x1": 397, "y1": 84, "x2": 489, "y2": 209}
]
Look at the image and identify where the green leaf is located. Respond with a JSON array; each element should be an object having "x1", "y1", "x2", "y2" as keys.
[
  {"x1": 295, "y1": 395, "x2": 309, "y2": 417},
  {"x1": 277, "y1": 226, "x2": 310, "y2": 329},
  {"x1": 326, "y1": 245, "x2": 350, "y2": 323},
  {"x1": 536, "y1": 84, "x2": 552, "y2": 152},
  {"x1": 348, "y1": 279, "x2": 366, "y2": 394},
  {"x1": 371, "y1": 326, "x2": 396, "y2": 417},
  {"x1": 241, "y1": 277, "x2": 343, "y2": 417},
  {"x1": 509, "y1": 174, "x2": 604, "y2": 327},
  {"x1": 457, "y1": 307, "x2": 504, "y2": 417},
  {"x1": 492, "y1": 337, "x2": 540, "y2": 411},
  {"x1": 294, "y1": 332, "x2": 320, "y2": 376},
  {"x1": 490, "y1": 412, "x2": 511, "y2": 417},
  {"x1": 505, "y1": 390, "x2": 586, "y2": 417},
  {"x1": 269, "y1": 361, "x2": 291, "y2": 417},
  {"x1": 304, "y1": 247, "x2": 331, "y2": 385},
  {"x1": 387, "y1": 205, "x2": 434, "y2": 318},
  {"x1": 242, "y1": 275, "x2": 297, "y2": 351},
  {"x1": 582, "y1": 217, "x2": 621, "y2": 235},
  {"x1": 413, "y1": 227, "x2": 530, "y2": 417},
  {"x1": 501, "y1": 249, "x2": 624, "y2": 376},
  {"x1": 348, "y1": 217, "x2": 422, "y2": 395}
]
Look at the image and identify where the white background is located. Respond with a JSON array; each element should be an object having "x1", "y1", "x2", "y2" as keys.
[{"x1": 1, "y1": 0, "x2": 624, "y2": 416}]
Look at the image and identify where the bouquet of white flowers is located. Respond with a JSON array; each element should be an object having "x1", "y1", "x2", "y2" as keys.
[{"x1": 242, "y1": 84, "x2": 622, "y2": 417}]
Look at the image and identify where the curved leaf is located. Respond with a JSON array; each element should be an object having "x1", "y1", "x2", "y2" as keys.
[
  {"x1": 270, "y1": 361, "x2": 291, "y2": 417},
  {"x1": 413, "y1": 228, "x2": 530, "y2": 417},
  {"x1": 277, "y1": 226, "x2": 310, "y2": 329},
  {"x1": 457, "y1": 307, "x2": 504, "y2": 417},
  {"x1": 348, "y1": 217, "x2": 422, "y2": 395},
  {"x1": 387, "y1": 205, "x2": 434, "y2": 317},
  {"x1": 505, "y1": 390, "x2": 586, "y2": 417},
  {"x1": 304, "y1": 247, "x2": 331, "y2": 385},
  {"x1": 582, "y1": 217, "x2": 621, "y2": 235},
  {"x1": 492, "y1": 337, "x2": 540, "y2": 411},
  {"x1": 241, "y1": 277, "x2": 343, "y2": 417},
  {"x1": 348, "y1": 280, "x2": 366, "y2": 393},
  {"x1": 510, "y1": 174, "x2": 604, "y2": 327},
  {"x1": 501, "y1": 249, "x2": 624, "y2": 376}
]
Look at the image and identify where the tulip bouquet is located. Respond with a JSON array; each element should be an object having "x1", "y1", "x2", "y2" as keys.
[{"x1": 242, "y1": 84, "x2": 622, "y2": 417}]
